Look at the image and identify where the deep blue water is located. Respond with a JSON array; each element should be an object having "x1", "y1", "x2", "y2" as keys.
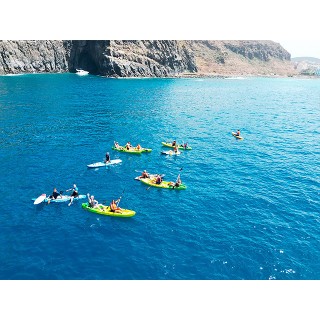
[{"x1": 0, "y1": 74, "x2": 319, "y2": 280}]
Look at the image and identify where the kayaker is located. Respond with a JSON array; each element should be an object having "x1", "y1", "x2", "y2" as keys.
[
  {"x1": 110, "y1": 199, "x2": 122, "y2": 212},
  {"x1": 169, "y1": 174, "x2": 182, "y2": 188},
  {"x1": 105, "y1": 152, "x2": 111, "y2": 163},
  {"x1": 125, "y1": 142, "x2": 132, "y2": 150},
  {"x1": 176, "y1": 174, "x2": 182, "y2": 186},
  {"x1": 172, "y1": 140, "x2": 177, "y2": 146},
  {"x1": 181, "y1": 142, "x2": 188, "y2": 149},
  {"x1": 173, "y1": 145, "x2": 179, "y2": 153},
  {"x1": 236, "y1": 130, "x2": 241, "y2": 136},
  {"x1": 139, "y1": 170, "x2": 149, "y2": 179},
  {"x1": 67, "y1": 184, "x2": 79, "y2": 206},
  {"x1": 136, "y1": 144, "x2": 141, "y2": 150},
  {"x1": 155, "y1": 175, "x2": 162, "y2": 185},
  {"x1": 87, "y1": 193, "x2": 99, "y2": 208},
  {"x1": 49, "y1": 188, "x2": 63, "y2": 200},
  {"x1": 114, "y1": 141, "x2": 120, "y2": 149}
]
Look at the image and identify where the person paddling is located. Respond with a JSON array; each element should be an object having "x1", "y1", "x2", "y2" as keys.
[
  {"x1": 181, "y1": 142, "x2": 188, "y2": 149},
  {"x1": 125, "y1": 142, "x2": 132, "y2": 150},
  {"x1": 47, "y1": 188, "x2": 63, "y2": 204},
  {"x1": 139, "y1": 170, "x2": 149, "y2": 179},
  {"x1": 110, "y1": 199, "x2": 122, "y2": 212},
  {"x1": 105, "y1": 152, "x2": 111, "y2": 163},
  {"x1": 136, "y1": 144, "x2": 141, "y2": 151},
  {"x1": 173, "y1": 145, "x2": 179, "y2": 154},
  {"x1": 87, "y1": 193, "x2": 99, "y2": 208},
  {"x1": 155, "y1": 174, "x2": 162, "y2": 185},
  {"x1": 171, "y1": 140, "x2": 177, "y2": 146},
  {"x1": 169, "y1": 174, "x2": 182, "y2": 188},
  {"x1": 67, "y1": 184, "x2": 79, "y2": 206},
  {"x1": 236, "y1": 130, "x2": 241, "y2": 136},
  {"x1": 49, "y1": 188, "x2": 63, "y2": 200}
]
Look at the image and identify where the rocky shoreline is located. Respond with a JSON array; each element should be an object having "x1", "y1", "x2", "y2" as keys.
[{"x1": 0, "y1": 40, "x2": 305, "y2": 77}]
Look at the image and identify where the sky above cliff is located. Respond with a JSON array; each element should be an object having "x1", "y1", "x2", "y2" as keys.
[{"x1": 278, "y1": 40, "x2": 320, "y2": 59}]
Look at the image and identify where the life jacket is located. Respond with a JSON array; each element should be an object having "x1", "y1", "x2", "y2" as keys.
[{"x1": 110, "y1": 201, "x2": 117, "y2": 211}]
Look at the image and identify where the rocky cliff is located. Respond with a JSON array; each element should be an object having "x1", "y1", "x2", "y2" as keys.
[
  {"x1": 67, "y1": 40, "x2": 197, "y2": 77},
  {"x1": 0, "y1": 40, "x2": 71, "y2": 74},
  {"x1": 0, "y1": 40, "x2": 296, "y2": 77}
]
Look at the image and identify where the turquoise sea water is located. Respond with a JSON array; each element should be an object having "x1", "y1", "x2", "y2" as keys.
[{"x1": 0, "y1": 74, "x2": 319, "y2": 279}]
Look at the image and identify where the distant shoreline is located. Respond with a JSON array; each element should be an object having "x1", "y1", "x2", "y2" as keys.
[{"x1": 1, "y1": 71, "x2": 318, "y2": 80}]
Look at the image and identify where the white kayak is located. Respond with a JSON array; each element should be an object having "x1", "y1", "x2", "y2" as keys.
[
  {"x1": 161, "y1": 150, "x2": 181, "y2": 156},
  {"x1": 232, "y1": 132, "x2": 244, "y2": 140},
  {"x1": 87, "y1": 159, "x2": 122, "y2": 168},
  {"x1": 32, "y1": 194, "x2": 86, "y2": 204}
]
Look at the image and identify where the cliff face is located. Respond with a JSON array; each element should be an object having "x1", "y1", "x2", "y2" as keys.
[
  {"x1": 67, "y1": 40, "x2": 197, "y2": 76},
  {"x1": 0, "y1": 40, "x2": 71, "y2": 74},
  {"x1": 0, "y1": 40, "x2": 296, "y2": 77}
]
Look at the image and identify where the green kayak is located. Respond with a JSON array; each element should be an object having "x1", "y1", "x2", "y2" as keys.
[
  {"x1": 139, "y1": 177, "x2": 187, "y2": 190},
  {"x1": 112, "y1": 146, "x2": 152, "y2": 154},
  {"x1": 161, "y1": 142, "x2": 192, "y2": 150},
  {"x1": 82, "y1": 203, "x2": 136, "y2": 217}
]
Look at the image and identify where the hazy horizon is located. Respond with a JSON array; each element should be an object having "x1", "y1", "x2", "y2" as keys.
[{"x1": 277, "y1": 40, "x2": 320, "y2": 59}]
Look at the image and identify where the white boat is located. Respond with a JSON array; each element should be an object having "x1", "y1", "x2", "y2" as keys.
[{"x1": 76, "y1": 69, "x2": 89, "y2": 76}]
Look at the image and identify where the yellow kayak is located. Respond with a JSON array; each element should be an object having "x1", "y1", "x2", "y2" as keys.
[
  {"x1": 82, "y1": 203, "x2": 136, "y2": 217},
  {"x1": 139, "y1": 178, "x2": 187, "y2": 190},
  {"x1": 161, "y1": 142, "x2": 192, "y2": 150},
  {"x1": 112, "y1": 146, "x2": 152, "y2": 154}
]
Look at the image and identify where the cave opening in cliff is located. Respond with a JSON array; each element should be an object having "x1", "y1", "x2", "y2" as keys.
[{"x1": 76, "y1": 50, "x2": 99, "y2": 74}]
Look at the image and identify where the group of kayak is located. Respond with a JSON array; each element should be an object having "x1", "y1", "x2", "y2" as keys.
[
  {"x1": 33, "y1": 133, "x2": 242, "y2": 217},
  {"x1": 34, "y1": 185, "x2": 134, "y2": 217},
  {"x1": 33, "y1": 139, "x2": 192, "y2": 218}
]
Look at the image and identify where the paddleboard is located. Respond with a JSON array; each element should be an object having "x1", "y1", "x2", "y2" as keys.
[
  {"x1": 34, "y1": 194, "x2": 46, "y2": 205},
  {"x1": 87, "y1": 159, "x2": 122, "y2": 168}
]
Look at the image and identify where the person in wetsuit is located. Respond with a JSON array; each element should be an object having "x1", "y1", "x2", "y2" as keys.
[
  {"x1": 105, "y1": 152, "x2": 111, "y2": 163},
  {"x1": 68, "y1": 184, "x2": 79, "y2": 206},
  {"x1": 49, "y1": 188, "x2": 62, "y2": 199}
]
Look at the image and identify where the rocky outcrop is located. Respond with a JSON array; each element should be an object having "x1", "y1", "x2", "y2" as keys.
[
  {"x1": 0, "y1": 40, "x2": 71, "y2": 74},
  {"x1": 0, "y1": 40, "x2": 296, "y2": 77},
  {"x1": 67, "y1": 40, "x2": 197, "y2": 77}
]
